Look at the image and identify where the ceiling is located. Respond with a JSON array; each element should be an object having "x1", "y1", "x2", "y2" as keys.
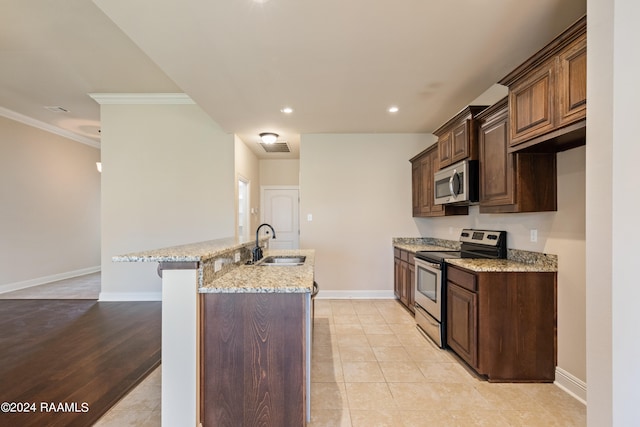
[{"x1": 1, "y1": 0, "x2": 586, "y2": 159}]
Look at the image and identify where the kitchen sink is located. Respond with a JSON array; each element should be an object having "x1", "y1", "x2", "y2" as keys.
[{"x1": 256, "y1": 255, "x2": 306, "y2": 266}]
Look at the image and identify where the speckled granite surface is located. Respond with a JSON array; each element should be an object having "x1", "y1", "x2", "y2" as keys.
[
  {"x1": 393, "y1": 237, "x2": 558, "y2": 272},
  {"x1": 392, "y1": 237, "x2": 459, "y2": 253},
  {"x1": 112, "y1": 236, "x2": 267, "y2": 263},
  {"x1": 113, "y1": 238, "x2": 314, "y2": 293},
  {"x1": 447, "y1": 257, "x2": 557, "y2": 272},
  {"x1": 200, "y1": 249, "x2": 315, "y2": 294}
]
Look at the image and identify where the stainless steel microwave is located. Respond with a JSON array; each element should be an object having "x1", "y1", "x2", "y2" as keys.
[{"x1": 433, "y1": 159, "x2": 479, "y2": 205}]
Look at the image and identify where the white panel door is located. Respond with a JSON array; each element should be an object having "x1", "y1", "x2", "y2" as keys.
[{"x1": 263, "y1": 187, "x2": 299, "y2": 249}]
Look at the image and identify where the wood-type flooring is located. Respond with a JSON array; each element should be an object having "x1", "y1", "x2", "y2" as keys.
[{"x1": 0, "y1": 299, "x2": 161, "y2": 427}]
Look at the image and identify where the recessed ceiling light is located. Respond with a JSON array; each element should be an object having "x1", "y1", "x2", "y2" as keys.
[
  {"x1": 388, "y1": 106, "x2": 399, "y2": 113},
  {"x1": 280, "y1": 107, "x2": 293, "y2": 114}
]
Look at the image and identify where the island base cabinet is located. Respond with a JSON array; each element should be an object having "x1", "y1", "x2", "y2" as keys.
[{"x1": 200, "y1": 293, "x2": 307, "y2": 427}]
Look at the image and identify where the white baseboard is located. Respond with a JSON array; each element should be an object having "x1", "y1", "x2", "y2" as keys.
[
  {"x1": 0, "y1": 266, "x2": 100, "y2": 294},
  {"x1": 98, "y1": 292, "x2": 162, "y2": 302},
  {"x1": 554, "y1": 366, "x2": 587, "y2": 405},
  {"x1": 316, "y1": 290, "x2": 396, "y2": 299}
]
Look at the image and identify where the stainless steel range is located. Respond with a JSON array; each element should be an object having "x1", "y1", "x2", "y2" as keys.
[{"x1": 413, "y1": 229, "x2": 507, "y2": 348}]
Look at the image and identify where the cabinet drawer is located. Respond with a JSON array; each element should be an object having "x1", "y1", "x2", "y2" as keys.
[
  {"x1": 447, "y1": 266, "x2": 476, "y2": 292},
  {"x1": 400, "y1": 250, "x2": 409, "y2": 262},
  {"x1": 394, "y1": 248, "x2": 401, "y2": 259}
]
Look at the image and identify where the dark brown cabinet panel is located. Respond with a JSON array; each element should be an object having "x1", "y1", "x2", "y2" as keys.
[
  {"x1": 434, "y1": 106, "x2": 486, "y2": 169},
  {"x1": 557, "y1": 34, "x2": 587, "y2": 127},
  {"x1": 478, "y1": 98, "x2": 557, "y2": 213},
  {"x1": 394, "y1": 248, "x2": 415, "y2": 313},
  {"x1": 508, "y1": 61, "x2": 556, "y2": 145},
  {"x1": 447, "y1": 282, "x2": 477, "y2": 368},
  {"x1": 500, "y1": 15, "x2": 586, "y2": 152},
  {"x1": 410, "y1": 144, "x2": 468, "y2": 217},
  {"x1": 446, "y1": 265, "x2": 557, "y2": 382},
  {"x1": 201, "y1": 293, "x2": 306, "y2": 427}
]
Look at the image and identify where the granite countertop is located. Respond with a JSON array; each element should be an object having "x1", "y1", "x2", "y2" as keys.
[
  {"x1": 393, "y1": 237, "x2": 459, "y2": 253},
  {"x1": 446, "y1": 257, "x2": 557, "y2": 273},
  {"x1": 112, "y1": 236, "x2": 266, "y2": 263},
  {"x1": 393, "y1": 236, "x2": 558, "y2": 273},
  {"x1": 199, "y1": 249, "x2": 315, "y2": 294},
  {"x1": 394, "y1": 243, "x2": 453, "y2": 253}
]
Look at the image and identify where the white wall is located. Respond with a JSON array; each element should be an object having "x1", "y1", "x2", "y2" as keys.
[
  {"x1": 234, "y1": 136, "x2": 261, "y2": 237},
  {"x1": 299, "y1": 133, "x2": 435, "y2": 297},
  {"x1": 587, "y1": 0, "x2": 640, "y2": 424},
  {"x1": 260, "y1": 159, "x2": 300, "y2": 186},
  {"x1": 99, "y1": 102, "x2": 235, "y2": 300},
  {"x1": 0, "y1": 116, "x2": 101, "y2": 291}
]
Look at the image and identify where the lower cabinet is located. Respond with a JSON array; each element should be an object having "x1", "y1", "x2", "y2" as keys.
[
  {"x1": 446, "y1": 265, "x2": 557, "y2": 382},
  {"x1": 393, "y1": 248, "x2": 415, "y2": 313},
  {"x1": 200, "y1": 293, "x2": 308, "y2": 426}
]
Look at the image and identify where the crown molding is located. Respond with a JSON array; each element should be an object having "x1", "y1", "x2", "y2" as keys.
[
  {"x1": 0, "y1": 107, "x2": 101, "y2": 149},
  {"x1": 88, "y1": 93, "x2": 195, "y2": 105}
]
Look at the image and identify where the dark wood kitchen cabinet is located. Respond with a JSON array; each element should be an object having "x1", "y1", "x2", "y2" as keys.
[
  {"x1": 410, "y1": 144, "x2": 468, "y2": 217},
  {"x1": 394, "y1": 248, "x2": 415, "y2": 313},
  {"x1": 446, "y1": 265, "x2": 557, "y2": 382},
  {"x1": 477, "y1": 97, "x2": 557, "y2": 213},
  {"x1": 500, "y1": 15, "x2": 586, "y2": 152},
  {"x1": 433, "y1": 106, "x2": 487, "y2": 169},
  {"x1": 200, "y1": 293, "x2": 307, "y2": 426}
]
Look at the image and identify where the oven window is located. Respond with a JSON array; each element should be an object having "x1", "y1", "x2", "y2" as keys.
[{"x1": 417, "y1": 265, "x2": 438, "y2": 302}]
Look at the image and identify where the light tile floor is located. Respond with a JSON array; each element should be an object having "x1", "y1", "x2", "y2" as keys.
[{"x1": 94, "y1": 298, "x2": 585, "y2": 426}]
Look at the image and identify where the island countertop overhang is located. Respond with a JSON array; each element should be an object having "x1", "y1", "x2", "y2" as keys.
[{"x1": 112, "y1": 236, "x2": 314, "y2": 294}]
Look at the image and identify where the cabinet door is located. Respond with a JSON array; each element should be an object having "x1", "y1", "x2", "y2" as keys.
[
  {"x1": 557, "y1": 34, "x2": 586, "y2": 127},
  {"x1": 419, "y1": 154, "x2": 433, "y2": 215},
  {"x1": 451, "y1": 120, "x2": 470, "y2": 164},
  {"x1": 447, "y1": 282, "x2": 478, "y2": 369},
  {"x1": 393, "y1": 257, "x2": 402, "y2": 300},
  {"x1": 428, "y1": 148, "x2": 444, "y2": 215},
  {"x1": 437, "y1": 132, "x2": 453, "y2": 168},
  {"x1": 509, "y1": 60, "x2": 556, "y2": 146},
  {"x1": 479, "y1": 107, "x2": 515, "y2": 207},
  {"x1": 411, "y1": 160, "x2": 422, "y2": 216}
]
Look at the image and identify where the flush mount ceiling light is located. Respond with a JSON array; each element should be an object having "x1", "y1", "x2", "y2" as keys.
[
  {"x1": 280, "y1": 107, "x2": 293, "y2": 114},
  {"x1": 259, "y1": 132, "x2": 279, "y2": 144},
  {"x1": 388, "y1": 106, "x2": 399, "y2": 113}
]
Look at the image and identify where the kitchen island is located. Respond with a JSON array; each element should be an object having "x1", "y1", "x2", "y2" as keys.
[{"x1": 114, "y1": 237, "x2": 314, "y2": 427}]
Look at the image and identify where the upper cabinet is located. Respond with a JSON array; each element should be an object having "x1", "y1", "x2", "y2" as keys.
[
  {"x1": 410, "y1": 144, "x2": 468, "y2": 218},
  {"x1": 433, "y1": 106, "x2": 487, "y2": 169},
  {"x1": 477, "y1": 97, "x2": 557, "y2": 213},
  {"x1": 499, "y1": 15, "x2": 586, "y2": 152}
]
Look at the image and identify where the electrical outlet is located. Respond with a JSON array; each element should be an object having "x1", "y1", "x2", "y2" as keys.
[
  {"x1": 214, "y1": 259, "x2": 223, "y2": 272},
  {"x1": 307, "y1": 214, "x2": 313, "y2": 221},
  {"x1": 530, "y1": 229, "x2": 538, "y2": 243},
  {"x1": 234, "y1": 251, "x2": 241, "y2": 262}
]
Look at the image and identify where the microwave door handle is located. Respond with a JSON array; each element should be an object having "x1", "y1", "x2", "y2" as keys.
[{"x1": 448, "y1": 171, "x2": 455, "y2": 197}]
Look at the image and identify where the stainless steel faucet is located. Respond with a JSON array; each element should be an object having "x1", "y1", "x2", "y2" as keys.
[{"x1": 252, "y1": 223, "x2": 277, "y2": 263}]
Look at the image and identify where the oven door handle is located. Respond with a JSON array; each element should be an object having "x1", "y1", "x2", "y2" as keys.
[{"x1": 416, "y1": 259, "x2": 441, "y2": 270}]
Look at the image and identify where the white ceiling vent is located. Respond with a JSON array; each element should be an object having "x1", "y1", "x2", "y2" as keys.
[{"x1": 259, "y1": 142, "x2": 290, "y2": 153}]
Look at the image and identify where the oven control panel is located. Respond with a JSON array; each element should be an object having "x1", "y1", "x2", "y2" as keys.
[{"x1": 459, "y1": 229, "x2": 505, "y2": 246}]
